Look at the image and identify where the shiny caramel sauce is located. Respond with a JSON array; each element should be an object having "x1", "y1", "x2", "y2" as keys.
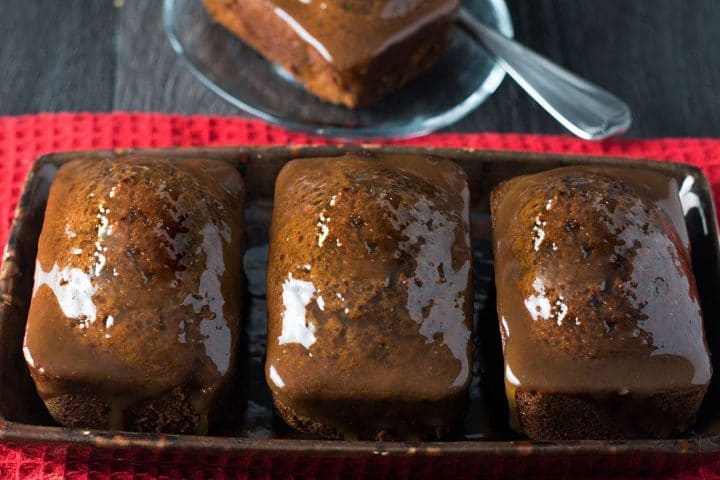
[
  {"x1": 268, "y1": 0, "x2": 459, "y2": 69},
  {"x1": 23, "y1": 157, "x2": 244, "y2": 432},
  {"x1": 492, "y1": 167, "x2": 711, "y2": 428},
  {"x1": 265, "y1": 153, "x2": 473, "y2": 439}
]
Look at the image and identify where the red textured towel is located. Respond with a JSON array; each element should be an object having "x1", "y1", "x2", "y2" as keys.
[{"x1": 1, "y1": 113, "x2": 720, "y2": 480}]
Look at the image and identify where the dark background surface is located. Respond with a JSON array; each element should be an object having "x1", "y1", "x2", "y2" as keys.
[{"x1": 0, "y1": 0, "x2": 718, "y2": 138}]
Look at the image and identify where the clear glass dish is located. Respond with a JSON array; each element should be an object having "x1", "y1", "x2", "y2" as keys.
[{"x1": 163, "y1": 0, "x2": 513, "y2": 139}]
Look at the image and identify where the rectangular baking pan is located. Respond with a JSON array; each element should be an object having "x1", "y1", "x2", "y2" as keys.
[{"x1": 1, "y1": 146, "x2": 719, "y2": 476}]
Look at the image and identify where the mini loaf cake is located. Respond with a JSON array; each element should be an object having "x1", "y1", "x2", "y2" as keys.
[
  {"x1": 23, "y1": 156, "x2": 244, "y2": 434},
  {"x1": 266, "y1": 153, "x2": 473, "y2": 440},
  {"x1": 202, "y1": 0, "x2": 459, "y2": 107},
  {"x1": 491, "y1": 166, "x2": 712, "y2": 440}
]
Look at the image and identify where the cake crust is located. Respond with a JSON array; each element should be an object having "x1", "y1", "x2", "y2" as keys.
[{"x1": 515, "y1": 389, "x2": 706, "y2": 440}]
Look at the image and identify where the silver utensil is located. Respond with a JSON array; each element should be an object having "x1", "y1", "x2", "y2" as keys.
[{"x1": 458, "y1": 8, "x2": 632, "y2": 140}]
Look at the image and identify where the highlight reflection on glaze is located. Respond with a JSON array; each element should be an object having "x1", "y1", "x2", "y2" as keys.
[
  {"x1": 33, "y1": 261, "x2": 98, "y2": 328},
  {"x1": 380, "y1": 192, "x2": 471, "y2": 387},
  {"x1": 523, "y1": 277, "x2": 551, "y2": 322},
  {"x1": 273, "y1": 7, "x2": 334, "y2": 62},
  {"x1": 278, "y1": 273, "x2": 317, "y2": 349},
  {"x1": 183, "y1": 222, "x2": 233, "y2": 374},
  {"x1": 269, "y1": 365, "x2": 286, "y2": 388}
]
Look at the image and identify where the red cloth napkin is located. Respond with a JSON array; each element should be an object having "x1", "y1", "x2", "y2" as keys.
[{"x1": 1, "y1": 113, "x2": 720, "y2": 479}]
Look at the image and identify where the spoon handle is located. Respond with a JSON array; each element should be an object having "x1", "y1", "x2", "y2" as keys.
[{"x1": 458, "y1": 8, "x2": 632, "y2": 140}]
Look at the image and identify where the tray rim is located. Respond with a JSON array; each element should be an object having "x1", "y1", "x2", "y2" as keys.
[{"x1": 1, "y1": 145, "x2": 719, "y2": 458}]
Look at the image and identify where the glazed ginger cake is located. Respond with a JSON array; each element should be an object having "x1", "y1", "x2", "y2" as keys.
[
  {"x1": 265, "y1": 153, "x2": 473, "y2": 440},
  {"x1": 202, "y1": 0, "x2": 459, "y2": 107},
  {"x1": 23, "y1": 157, "x2": 244, "y2": 434},
  {"x1": 491, "y1": 166, "x2": 711, "y2": 440}
]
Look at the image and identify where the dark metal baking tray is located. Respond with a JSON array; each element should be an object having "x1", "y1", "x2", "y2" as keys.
[{"x1": 1, "y1": 146, "x2": 719, "y2": 476}]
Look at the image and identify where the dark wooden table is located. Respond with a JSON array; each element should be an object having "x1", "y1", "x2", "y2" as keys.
[{"x1": 1, "y1": 0, "x2": 719, "y2": 137}]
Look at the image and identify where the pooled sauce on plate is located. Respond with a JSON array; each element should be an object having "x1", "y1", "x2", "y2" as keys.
[
  {"x1": 492, "y1": 167, "x2": 711, "y2": 428},
  {"x1": 23, "y1": 157, "x2": 244, "y2": 432},
  {"x1": 266, "y1": 153, "x2": 473, "y2": 439}
]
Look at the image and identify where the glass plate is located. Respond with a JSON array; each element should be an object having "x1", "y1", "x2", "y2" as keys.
[{"x1": 163, "y1": 0, "x2": 514, "y2": 139}]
